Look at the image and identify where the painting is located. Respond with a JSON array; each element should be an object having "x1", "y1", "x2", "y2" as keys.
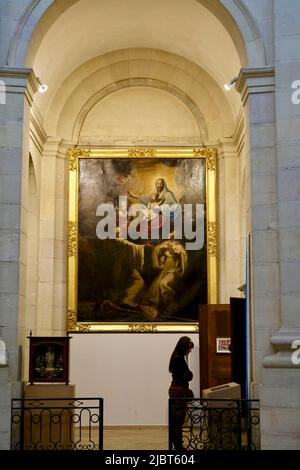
[
  {"x1": 67, "y1": 148, "x2": 217, "y2": 332},
  {"x1": 216, "y1": 337, "x2": 231, "y2": 354},
  {"x1": 28, "y1": 336, "x2": 71, "y2": 384}
]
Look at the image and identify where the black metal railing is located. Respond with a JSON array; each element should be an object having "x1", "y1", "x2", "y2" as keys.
[
  {"x1": 169, "y1": 398, "x2": 260, "y2": 450},
  {"x1": 11, "y1": 397, "x2": 103, "y2": 450}
]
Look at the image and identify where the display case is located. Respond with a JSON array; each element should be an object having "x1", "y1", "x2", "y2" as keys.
[{"x1": 28, "y1": 336, "x2": 71, "y2": 384}]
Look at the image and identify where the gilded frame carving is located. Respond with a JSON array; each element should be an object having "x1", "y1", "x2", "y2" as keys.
[{"x1": 67, "y1": 147, "x2": 217, "y2": 333}]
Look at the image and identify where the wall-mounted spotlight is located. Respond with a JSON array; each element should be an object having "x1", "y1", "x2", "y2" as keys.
[
  {"x1": 224, "y1": 77, "x2": 237, "y2": 91},
  {"x1": 37, "y1": 77, "x2": 48, "y2": 93}
]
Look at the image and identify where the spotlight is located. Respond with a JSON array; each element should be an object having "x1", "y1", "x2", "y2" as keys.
[
  {"x1": 37, "y1": 77, "x2": 48, "y2": 93},
  {"x1": 224, "y1": 77, "x2": 237, "y2": 91}
]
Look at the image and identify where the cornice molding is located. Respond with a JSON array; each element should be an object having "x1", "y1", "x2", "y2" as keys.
[
  {"x1": 0, "y1": 67, "x2": 39, "y2": 105},
  {"x1": 235, "y1": 66, "x2": 275, "y2": 105},
  {"x1": 0, "y1": 66, "x2": 38, "y2": 87},
  {"x1": 41, "y1": 138, "x2": 78, "y2": 160}
]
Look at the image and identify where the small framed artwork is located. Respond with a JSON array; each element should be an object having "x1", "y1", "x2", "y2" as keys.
[
  {"x1": 216, "y1": 337, "x2": 231, "y2": 354},
  {"x1": 28, "y1": 336, "x2": 71, "y2": 384}
]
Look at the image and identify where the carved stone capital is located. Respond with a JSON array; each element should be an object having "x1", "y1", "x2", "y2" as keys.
[
  {"x1": 0, "y1": 66, "x2": 39, "y2": 105},
  {"x1": 236, "y1": 66, "x2": 275, "y2": 105}
]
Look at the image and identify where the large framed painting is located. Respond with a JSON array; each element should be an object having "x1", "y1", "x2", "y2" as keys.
[{"x1": 67, "y1": 147, "x2": 217, "y2": 333}]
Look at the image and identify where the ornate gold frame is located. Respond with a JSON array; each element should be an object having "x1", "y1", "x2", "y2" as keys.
[{"x1": 67, "y1": 147, "x2": 217, "y2": 333}]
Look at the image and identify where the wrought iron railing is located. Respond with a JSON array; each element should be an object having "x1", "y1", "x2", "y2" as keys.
[
  {"x1": 11, "y1": 397, "x2": 103, "y2": 450},
  {"x1": 169, "y1": 398, "x2": 260, "y2": 450}
]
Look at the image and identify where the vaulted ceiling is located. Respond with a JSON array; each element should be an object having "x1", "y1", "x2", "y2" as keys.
[{"x1": 28, "y1": 0, "x2": 243, "y2": 139}]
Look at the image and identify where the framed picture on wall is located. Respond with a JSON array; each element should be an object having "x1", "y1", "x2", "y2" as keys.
[
  {"x1": 28, "y1": 336, "x2": 71, "y2": 384},
  {"x1": 216, "y1": 337, "x2": 231, "y2": 354},
  {"x1": 67, "y1": 147, "x2": 217, "y2": 333}
]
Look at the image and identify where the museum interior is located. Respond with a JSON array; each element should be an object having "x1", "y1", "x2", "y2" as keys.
[{"x1": 0, "y1": 0, "x2": 300, "y2": 451}]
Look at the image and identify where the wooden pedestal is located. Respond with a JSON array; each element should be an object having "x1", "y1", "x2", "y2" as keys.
[{"x1": 24, "y1": 384, "x2": 75, "y2": 450}]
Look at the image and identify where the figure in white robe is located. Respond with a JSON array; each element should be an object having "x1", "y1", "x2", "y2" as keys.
[{"x1": 148, "y1": 240, "x2": 187, "y2": 314}]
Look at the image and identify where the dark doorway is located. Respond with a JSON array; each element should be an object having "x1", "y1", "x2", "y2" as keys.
[{"x1": 230, "y1": 297, "x2": 247, "y2": 399}]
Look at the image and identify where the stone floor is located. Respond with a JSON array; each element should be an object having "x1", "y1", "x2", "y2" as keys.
[{"x1": 103, "y1": 426, "x2": 169, "y2": 450}]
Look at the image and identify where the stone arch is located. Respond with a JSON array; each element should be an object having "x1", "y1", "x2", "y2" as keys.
[
  {"x1": 7, "y1": 0, "x2": 79, "y2": 67},
  {"x1": 72, "y1": 78, "x2": 208, "y2": 142},
  {"x1": 196, "y1": 0, "x2": 265, "y2": 66},
  {"x1": 44, "y1": 49, "x2": 234, "y2": 142},
  {"x1": 8, "y1": 0, "x2": 265, "y2": 68}
]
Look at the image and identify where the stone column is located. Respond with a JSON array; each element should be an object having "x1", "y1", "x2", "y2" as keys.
[
  {"x1": 0, "y1": 67, "x2": 37, "y2": 448},
  {"x1": 260, "y1": 1, "x2": 300, "y2": 449},
  {"x1": 217, "y1": 141, "x2": 241, "y2": 302},
  {"x1": 236, "y1": 66, "x2": 282, "y2": 445},
  {"x1": 36, "y1": 139, "x2": 71, "y2": 336}
]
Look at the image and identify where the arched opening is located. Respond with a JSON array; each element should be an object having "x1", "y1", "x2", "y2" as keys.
[
  {"x1": 8, "y1": 0, "x2": 265, "y2": 69},
  {"x1": 10, "y1": 0, "x2": 268, "y2": 447}
]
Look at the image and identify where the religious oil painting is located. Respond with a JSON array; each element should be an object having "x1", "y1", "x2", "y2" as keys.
[{"x1": 67, "y1": 148, "x2": 217, "y2": 333}]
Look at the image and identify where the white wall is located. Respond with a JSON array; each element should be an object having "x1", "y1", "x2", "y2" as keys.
[{"x1": 70, "y1": 333, "x2": 199, "y2": 426}]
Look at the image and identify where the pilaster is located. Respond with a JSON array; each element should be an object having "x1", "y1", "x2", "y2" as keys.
[
  {"x1": 0, "y1": 66, "x2": 37, "y2": 448},
  {"x1": 37, "y1": 139, "x2": 73, "y2": 336},
  {"x1": 216, "y1": 140, "x2": 241, "y2": 302},
  {"x1": 236, "y1": 66, "x2": 280, "y2": 385}
]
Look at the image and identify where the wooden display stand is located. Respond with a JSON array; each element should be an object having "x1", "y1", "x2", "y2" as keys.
[
  {"x1": 24, "y1": 384, "x2": 75, "y2": 450},
  {"x1": 199, "y1": 304, "x2": 232, "y2": 392}
]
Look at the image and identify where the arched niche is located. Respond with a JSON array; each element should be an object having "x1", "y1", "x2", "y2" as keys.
[{"x1": 44, "y1": 49, "x2": 234, "y2": 143}]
